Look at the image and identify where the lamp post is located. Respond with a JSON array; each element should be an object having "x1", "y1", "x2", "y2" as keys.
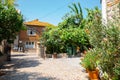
[{"x1": 74, "y1": 18, "x2": 80, "y2": 25}]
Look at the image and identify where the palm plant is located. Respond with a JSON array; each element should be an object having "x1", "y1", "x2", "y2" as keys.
[
  {"x1": 0, "y1": 0, "x2": 18, "y2": 7},
  {"x1": 6, "y1": 0, "x2": 16, "y2": 7},
  {"x1": 68, "y1": 2, "x2": 83, "y2": 21}
]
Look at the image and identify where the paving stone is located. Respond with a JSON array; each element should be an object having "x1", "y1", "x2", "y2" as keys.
[{"x1": 0, "y1": 52, "x2": 88, "y2": 80}]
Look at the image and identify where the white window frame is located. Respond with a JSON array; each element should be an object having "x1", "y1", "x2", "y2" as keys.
[
  {"x1": 27, "y1": 28, "x2": 36, "y2": 36},
  {"x1": 25, "y1": 41, "x2": 35, "y2": 49}
]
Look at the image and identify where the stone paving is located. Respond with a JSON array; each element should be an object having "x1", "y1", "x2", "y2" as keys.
[{"x1": 0, "y1": 52, "x2": 88, "y2": 80}]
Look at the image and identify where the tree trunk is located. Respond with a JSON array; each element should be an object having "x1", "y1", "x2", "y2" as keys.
[
  {"x1": 6, "y1": 44, "x2": 11, "y2": 61},
  {"x1": 0, "y1": 40, "x2": 11, "y2": 61},
  {"x1": 0, "y1": 40, "x2": 6, "y2": 55}
]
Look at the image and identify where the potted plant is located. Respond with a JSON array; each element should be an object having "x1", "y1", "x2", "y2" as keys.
[
  {"x1": 52, "y1": 52, "x2": 57, "y2": 58},
  {"x1": 98, "y1": 25, "x2": 120, "y2": 80},
  {"x1": 81, "y1": 48, "x2": 100, "y2": 79}
]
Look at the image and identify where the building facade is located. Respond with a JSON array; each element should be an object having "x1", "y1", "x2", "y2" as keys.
[
  {"x1": 102, "y1": 0, "x2": 120, "y2": 24},
  {"x1": 13, "y1": 19, "x2": 52, "y2": 51}
]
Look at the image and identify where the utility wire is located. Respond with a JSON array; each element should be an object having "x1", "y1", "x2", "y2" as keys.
[{"x1": 39, "y1": 0, "x2": 74, "y2": 19}]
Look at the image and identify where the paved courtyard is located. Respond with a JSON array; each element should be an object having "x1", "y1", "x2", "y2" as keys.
[{"x1": 0, "y1": 52, "x2": 88, "y2": 80}]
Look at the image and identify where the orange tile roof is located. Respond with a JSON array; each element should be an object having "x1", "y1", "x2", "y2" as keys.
[{"x1": 24, "y1": 19, "x2": 53, "y2": 27}]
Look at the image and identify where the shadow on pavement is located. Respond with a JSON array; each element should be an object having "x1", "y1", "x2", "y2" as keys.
[
  {"x1": 0, "y1": 72, "x2": 59, "y2": 80},
  {"x1": 11, "y1": 54, "x2": 26, "y2": 57},
  {"x1": 0, "y1": 53, "x2": 41, "y2": 77},
  {"x1": 11, "y1": 58, "x2": 41, "y2": 69}
]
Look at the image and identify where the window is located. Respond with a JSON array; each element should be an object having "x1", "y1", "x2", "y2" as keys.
[
  {"x1": 27, "y1": 28, "x2": 36, "y2": 36},
  {"x1": 26, "y1": 42, "x2": 28, "y2": 45},
  {"x1": 29, "y1": 42, "x2": 31, "y2": 45},
  {"x1": 32, "y1": 42, "x2": 34, "y2": 45},
  {"x1": 25, "y1": 41, "x2": 35, "y2": 48}
]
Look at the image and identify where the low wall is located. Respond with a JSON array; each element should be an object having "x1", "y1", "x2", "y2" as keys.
[
  {"x1": 46, "y1": 53, "x2": 68, "y2": 58},
  {"x1": 57, "y1": 53, "x2": 68, "y2": 58}
]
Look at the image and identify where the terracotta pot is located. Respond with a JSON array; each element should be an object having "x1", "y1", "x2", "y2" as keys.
[
  {"x1": 84, "y1": 50, "x2": 87, "y2": 54},
  {"x1": 86, "y1": 69, "x2": 89, "y2": 73},
  {"x1": 88, "y1": 69, "x2": 99, "y2": 80},
  {"x1": 52, "y1": 53, "x2": 57, "y2": 58}
]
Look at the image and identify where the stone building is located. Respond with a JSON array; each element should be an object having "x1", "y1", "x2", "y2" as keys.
[
  {"x1": 101, "y1": 0, "x2": 120, "y2": 24},
  {"x1": 13, "y1": 19, "x2": 53, "y2": 51}
]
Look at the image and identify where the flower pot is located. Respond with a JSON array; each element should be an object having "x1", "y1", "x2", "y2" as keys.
[
  {"x1": 86, "y1": 69, "x2": 89, "y2": 73},
  {"x1": 88, "y1": 69, "x2": 99, "y2": 80},
  {"x1": 52, "y1": 53, "x2": 57, "y2": 59},
  {"x1": 84, "y1": 50, "x2": 87, "y2": 54}
]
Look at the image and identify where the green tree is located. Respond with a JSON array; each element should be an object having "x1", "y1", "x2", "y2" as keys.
[
  {"x1": 68, "y1": 2, "x2": 83, "y2": 21},
  {"x1": 0, "y1": 0, "x2": 18, "y2": 7},
  {"x1": 0, "y1": 3, "x2": 23, "y2": 43},
  {"x1": 60, "y1": 27, "x2": 89, "y2": 50},
  {"x1": 85, "y1": 7, "x2": 102, "y2": 48},
  {"x1": 41, "y1": 27, "x2": 65, "y2": 54},
  {"x1": 0, "y1": 1, "x2": 23, "y2": 60},
  {"x1": 41, "y1": 2, "x2": 91, "y2": 55},
  {"x1": 58, "y1": 3, "x2": 90, "y2": 53},
  {"x1": 60, "y1": 2, "x2": 85, "y2": 29}
]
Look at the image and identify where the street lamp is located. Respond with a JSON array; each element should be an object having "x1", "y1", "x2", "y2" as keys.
[{"x1": 74, "y1": 18, "x2": 80, "y2": 25}]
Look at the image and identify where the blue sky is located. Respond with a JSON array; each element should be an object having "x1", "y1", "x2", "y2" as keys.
[{"x1": 17, "y1": 0, "x2": 101, "y2": 26}]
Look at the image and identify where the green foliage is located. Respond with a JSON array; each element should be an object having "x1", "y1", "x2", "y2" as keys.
[
  {"x1": 86, "y1": 7, "x2": 103, "y2": 48},
  {"x1": 86, "y1": 7, "x2": 120, "y2": 79},
  {"x1": 60, "y1": 28, "x2": 89, "y2": 50},
  {"x1": 41, "y1": 2, "x2": 91, "y2": 54},
  {"x1": 58, "y1": 2, "x2": 90, "y2": 52},
  {"x1": 0, "y1": 0, "x2": 18, "y2": 8},
  {"x1": 86, "y1": 7, "x2": 101, "y2": 24},
  {"x1": 84, "y1": 6, "x2": 120, "y2": 79},
  {"x1": 99, "y1": 25, "x2": 120, "y2": 79},
  {"x1": 41, "y1": 25, "x2": 90, "y2": 54},
  {"x1": 0, "y1": 2, "x2": 24, "y2": 43},
  {"x1": 81, "y1": 48, "x2": 100, "y2": 71},
  {"x1": 60, "y1": 2, "x2": 84, "y2": 29},
  {"x1": 41, "y1": 27, "x2": 65, "y2": 54},
  {"x1": 68, "y1": 2, "x2": 83, "y2": 20}
]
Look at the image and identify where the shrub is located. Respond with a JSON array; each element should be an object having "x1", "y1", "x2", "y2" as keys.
[{"x1": 81, "y1": 48, "x2": 100, "y2": 71}]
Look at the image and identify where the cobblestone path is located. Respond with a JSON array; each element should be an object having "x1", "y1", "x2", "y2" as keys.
[{"x1": 0, "y1": 52, "x2": 88, "y2": 80}]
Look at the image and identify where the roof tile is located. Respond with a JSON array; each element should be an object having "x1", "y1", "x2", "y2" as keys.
[{"x1": 24, "y1": 19, "x2": 53, "y2": 27}]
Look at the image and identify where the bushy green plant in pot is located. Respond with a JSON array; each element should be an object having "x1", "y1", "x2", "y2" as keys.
[
  {"x1": 81, "y1": 48, "x2": 100, "y2": 79},
  {"x1": 99, "y1": 25, "x2": 120, "y2": 80},
  {"x1": 85, "y1": 5, "x2": 120, "y2": 79}
]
